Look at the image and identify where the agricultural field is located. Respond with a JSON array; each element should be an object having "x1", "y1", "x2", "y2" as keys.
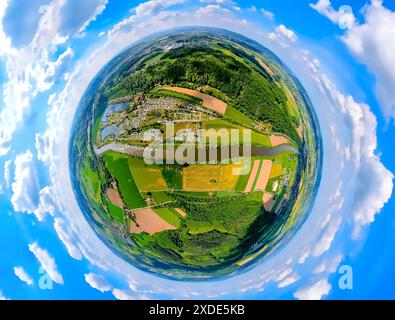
[
  {"x1": 182, "y1": 163, "x2": 242, "y2": 192},
  {"x1": 104, "y1": 152, "x2": 146, "y2": 209},
  {"x1": 128, "y1": 157, "x2": 168, "y2": 192}
]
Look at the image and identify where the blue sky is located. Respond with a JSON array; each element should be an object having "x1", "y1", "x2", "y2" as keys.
[{"x1": 0, "y1": 0, "x2": 394, "y2": 300}]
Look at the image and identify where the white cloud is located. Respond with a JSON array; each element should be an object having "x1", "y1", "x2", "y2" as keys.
[
  {"x1": 3, "y1": 159, "x2": 11, "y2": 188},
  {"x1": 341, "y1": 1, "x2": 395, "y2": 120},
  {"x1": 310, "y1": 0, "x2": 355, "y2": 29},
  {"x1": 112, "y1": 289, "x2": 135, "y2": 300},
  {"x1": 196, "y1": 4, "x2": 232, "y2": 16},
  {"x1": 314, "y1": 255, "x2": 343, "y2": 274},
  {"x1": 28, "y1": 242, "x2": 64, "y2": 285},
  {"x1": 303, "y1": 50, "x2": 393, "y2": 237},
  {"x1": 269, "y1": 24, "x2": 297, "y2": 47},
  {"x1": 312, "y1": 217, "x2": 341, "y2": 257},
  {"x1": 84, "y1": 273, "x2": 111, "y2": 293},
  {"x1": 60, "y1": 0, "x2": 108, "y2": 35},
  {"x1": 54, "y1": 218, "x2": 82, "y2": 260},
  {"x1": 107, "y1": 0, "x2": 186, "y2": 40},
  {"x1": 278, "y1": 274, "x2": 300, "y2": 288},
  {"x1": 135, "y1": 0, "x2": 186, "y2": 17},
  {"x1": 11, "y1": 151, "x2": 40, "y2": 214},
  {"x1": 199, "y1": 0, "x2": 235, "y2": 5},
  {"x1": 261, "y1": 8, "x2": 274, "y2": 20},
  {"x1": 294, "y1": 279, "x2": 331, "y2": 300},
  {"x1": 13, "y1": 266, "x2": 34, "y2": 286},
  {"x1": 0, "y1": 0, "x2": 65, "y2": 156},
  {"x1": 311, "y1": 1, "x2": 395, "y2": 120},
  {"x1": 0, "y1": 0, "x2": 109, "y2": 158},
  {"x1": 34, "y1": 186, "x2": 58, "y2": 220}
]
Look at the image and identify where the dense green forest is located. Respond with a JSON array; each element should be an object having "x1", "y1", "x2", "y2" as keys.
[
  {"x1": 104, "y1": 46, "x2": 300, "y2": 143},
  {"x1": 132, "y1": 192, "x2": 271, "y2": 267}
]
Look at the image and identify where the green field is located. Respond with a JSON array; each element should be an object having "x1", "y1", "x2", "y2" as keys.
[
  {"x1": 81, "y1": 160, "x2": 101, "y2": 203},
  {"x1": 161, "y1": 165, "x2": 183, "y2": 190},
  {"x1": 154, "y1": 207, "x2": 181, "y2": 228},
  {"x1": 225, "y1": 105, "x2": 254, "y2": 126},
  {"x1": 128, "y1": 157, "x2": 168, "y2": 192},
  {"x1": 204, "y1": 119, "x2": 271, "y2": 147},
  {"x1": 151, "y1": 191, "x2": 172, "y2": 204},
  {"x1": 103, "y1": 152, "x2": 146, "y2": 209},
  {"x1": 106, "y1": 199, "x2": 124, "y2": 222}
]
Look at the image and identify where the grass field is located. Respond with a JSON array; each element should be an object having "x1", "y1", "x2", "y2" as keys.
[
  {"x1": 104, "y1": 152, "x2": 146, "y2": 209},
  {"x1": 128, "y1": 157, "x2": 168, "y2": 192},
  {"x1": 81, "y1": 160, "x2": 101, "y2": 203},
  {"x1": 151, "y1": 191, "x2": 172, "y2": 204},
  {"x1": 106, "y1": 200, "x2": 124, "y2": 222},
  {"x1": 251, "y1": 160, "x2": 264, "y2": 190},
  {"x1": 235, "y1": 170, "x2": 251, "y2": 191},
  {"x1": 225, "y1": 105, "x2": 254, "y2": 126},
  {"x1": 251, "y1": 131, "x2": 271, "y2": 147},
  {"x1": 154, "y1": 207, "x2": 181, "y2": 228},
  {"x1": 161, "y1": 165, "x2": 183, "y2": 190},
  {"x1": 182, "y1": 163, "x2": 241, "y2": 191},
  {"x1": 204, "y1": 119, "x2": 271, "y2": 147}
]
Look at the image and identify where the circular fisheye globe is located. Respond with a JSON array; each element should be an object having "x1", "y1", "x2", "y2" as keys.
[{"x1": 70, "y1": 28, "x2": 322, "y2": 280}]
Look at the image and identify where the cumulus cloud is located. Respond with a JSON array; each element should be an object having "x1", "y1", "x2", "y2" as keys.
[
  {"x1": 310, "y1": 0, "x2": 355, "y2": 29},
  {"x1": 10, "y1": 151, "x2": 57, "y2": 221},
  {"x1": 60, "y1": 0, "x2": 108, "y2": 35},
  {"x1": 0, "y1": 0, "x2": 108, "y2": 157},
  {"x1": 54, "y1": 218, "x2": 82, "y2": 260},
  {"x1": 11, "y1": 151, "x2": 40, "y2": 214},
  {"x1": 84, "y1": 273, "x2": 111, "y2": 292},
  {"x1": 294, "y1": 279, "x2": 331, "y2": 300},
  {"x1": 302, "y1": 50, "x2": 393, "y2": 237},
  {"x1": 342, "y1": 1, "x2": 395, "y2": 120},
  {"x1": 312, "y1": 217, "x2": 341, "y2": 257},
  {"x1": 135, "y1": 0, "x2": 186, "y2": 17},
  {"x1": 13, "y1": 266, "x2": 34, "y2": 286},
  {"x1": 28, "y1": 242, "x2": 64, "y2": 285},
  {"x1": 312, "y1": 1, "x2": 395, "y2": 120},
  {"x1": 34, "y1": 186, "x2": 58, "y2": 220},
  {"x1": 269, "y1": 24, "x2": 297, "y2": 47},
  {"x1": 319, "y1": 75, "x2": 393, "y2": 236},
  {"x1": 196, "y1": 4, "x2": 232, "y2": 16},
  {"x1": 0, "y1": 1, "x2": 65, "y2": 156}
]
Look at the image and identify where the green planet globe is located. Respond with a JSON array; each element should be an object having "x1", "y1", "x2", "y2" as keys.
[{"x1": 70, "y1": 28, "x2": 321, "y2": 280}]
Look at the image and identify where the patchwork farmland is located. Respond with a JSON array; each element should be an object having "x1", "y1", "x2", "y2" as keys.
[{"x1": 69, "y1": 30, "x2": 320, "y2": 279}]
